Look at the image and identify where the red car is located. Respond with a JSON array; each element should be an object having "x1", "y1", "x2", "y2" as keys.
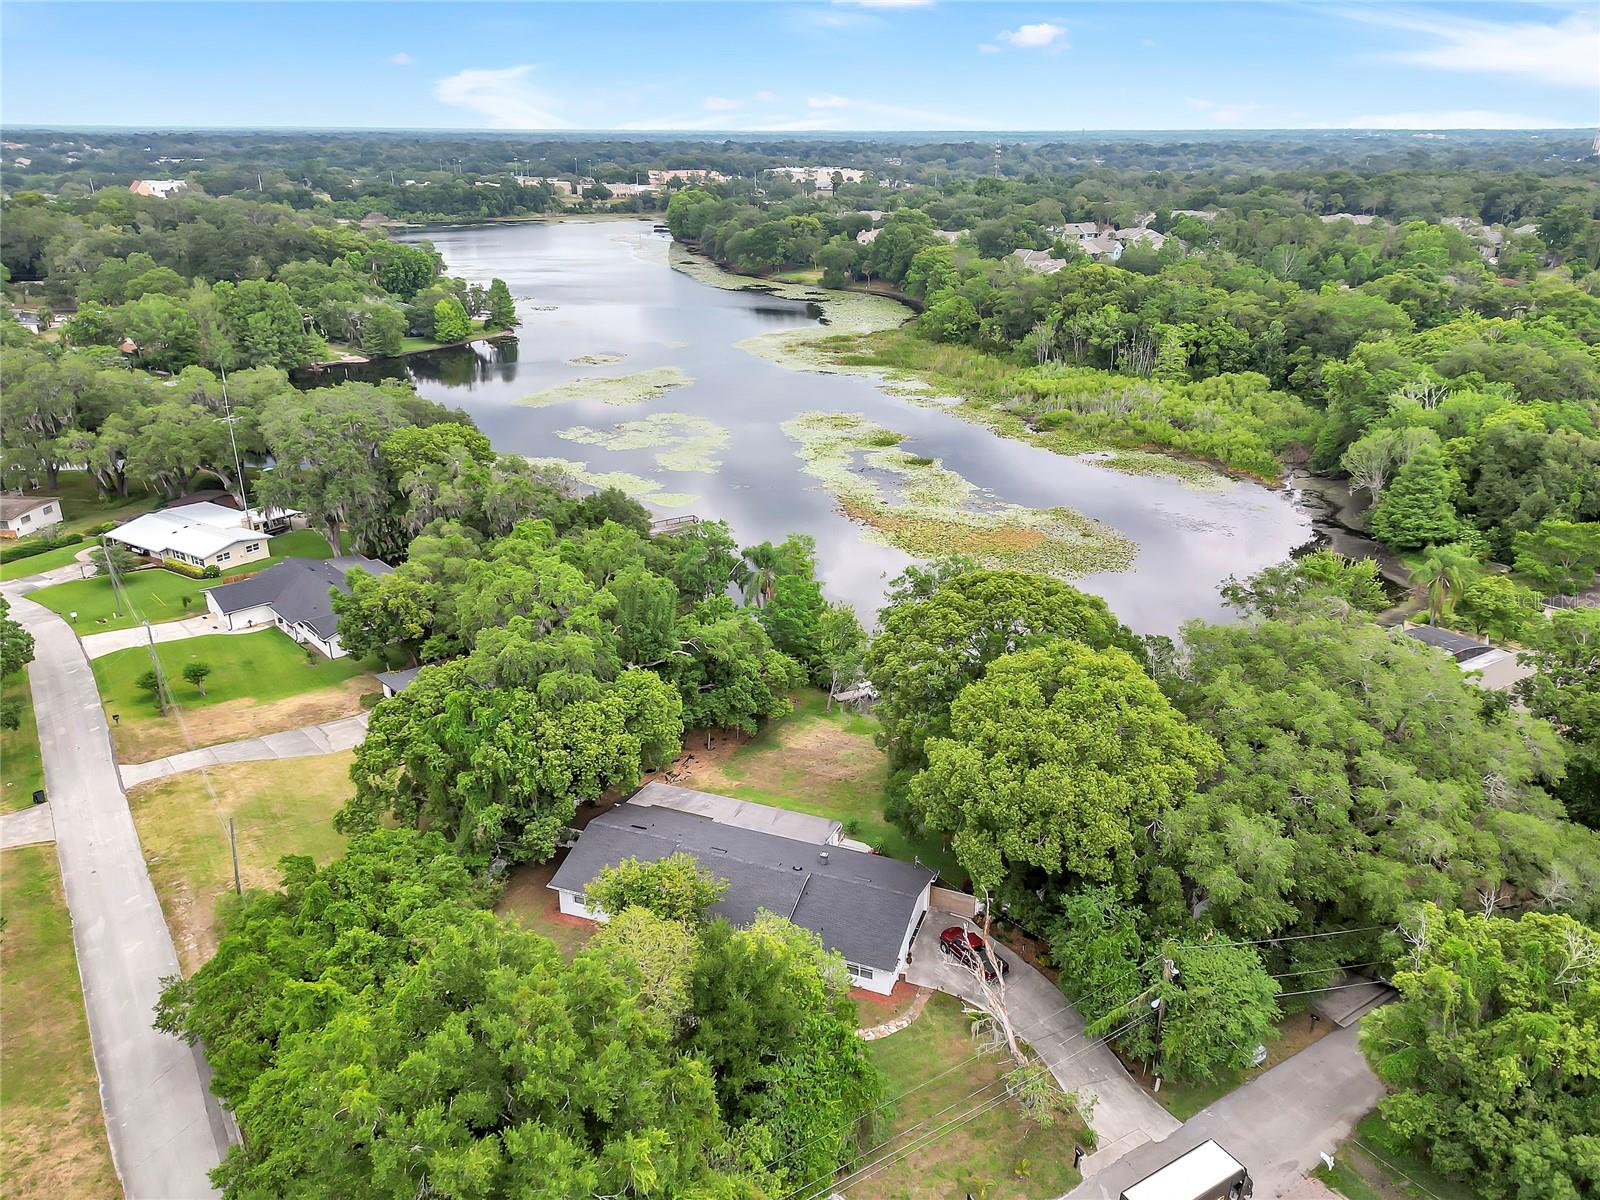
[{"x1": 938, "y1": 926, "x2": 1009, "y2": 981}]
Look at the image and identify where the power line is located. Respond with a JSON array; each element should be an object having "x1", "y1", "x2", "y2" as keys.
[
  {"x1": 1187, "y1": 925, "x2": 1391, "y2": 951},
  {"x1": 779, "y1": 1011, "x2": 1152, "y2": 1200},
  {"x1": 1351, "y1": 1140, "x2": 1446, "y2": 1200},
  {"x1": 764, "y1": 951, "x2": 1161, "y2": 1173},
  {"x1": 1276, "y1": 981, "x2": 1390, "y2": 1000},
  {"x1": 790, "y1": 1011, "x2": 1153, "y2": 1200}
]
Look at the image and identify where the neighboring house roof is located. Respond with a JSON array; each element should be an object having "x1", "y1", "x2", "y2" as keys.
[
  {"x1": 0, "y1": 496, "x2": 58, "y2": 520},
  {"x1": 1403, "y1": 624, "x2": 1494, "y2": 662},
  {"x1": 549, "y1": 803, "x2": 936, "y2": 969},
  {"x1": 1013, "y1": 248, "x2": 1067, "y2": 273},
  {"x1": 375, "y1": 666, "x2": 421, "y2": 694},
  {"x1": 1081, "y1": 235, "x2": 1123, "y2": 258},
  {"x1": 1320, "y1": 212, "x2": 1378, "y2": 225},
  {"x1": 855, "y1": 228, "x2": 880, "y2": 244},
  {"x1": 106, "y1": 502, "x2": 268, "y2": 559},
  {"x1": 1170, "y1": 209, "x2": 1218, "y2": 220},
  {"x1": 206, "y1": 555, "x2": 394, "y2": 639},
  {"x1": 629, "y1": 780, "x2": 841, "y2": 845}
]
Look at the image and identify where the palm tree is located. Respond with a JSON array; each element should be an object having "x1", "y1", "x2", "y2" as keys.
[
  {"x1": 740, "y1": 542, "x2": 780, "y2": 608},
  {"x1": 1413, "y1": 544, "x2": 1480, "y2": 623}
]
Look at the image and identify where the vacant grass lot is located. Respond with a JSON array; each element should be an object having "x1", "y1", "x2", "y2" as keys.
[
  {"x1": 682, "y1": 689, "x2": 965, "y2": 884},
  {"x1": 0, "y1": 846, "x2": 119, "y2": 1198},
  {"x1": 1315, "y1": 1112, "x2": 1482, "y2": 1200},
  {"x1": 859, "y1": 993, "x2": 1088, "y2": 1200},
  {"x1": 93, "y1": 629, "x2": 374, "y2": 762},
  {"x1": 128, "y1": 752, "x2": 354, "y2": 972},
  {"x1": 30, "y1": 567, "x2": 217, "y2": 631},
  {"x1": 1, "y1": 669, "x2": 44, "y2": 813}
]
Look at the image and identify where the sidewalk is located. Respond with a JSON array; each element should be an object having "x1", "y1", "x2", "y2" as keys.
[
  {"x1": 119, "y1": 713, "x2": 371, "y2": 788},
  {"x1": 1, "y1": 801, "x2": 55, "y2": 849}
]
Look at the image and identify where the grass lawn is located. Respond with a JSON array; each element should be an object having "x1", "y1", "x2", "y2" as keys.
[
  {"x1": 679, "y1": 689, "x2": 966, "y2": 885},
  {"x1": 1316, "y1": 1112, "x2": 1482, "y2": 1200},
  {"x1": 93, "y1": 629, "x2": 376, "y2": 762},
  {"x1": 0, "y1": 845, "x2": 119, "y2": 1198},
  {"x1": 0, "y1": 541, "x2": 90, "y2": 581},
  {"x1": 496, "y1": 858, "x2": 598, "y2": 962},
  {"x1": 48, "y1": 470, "x2": 160, "y2": 535},
  {"x1": 217, "y1": 527, "x2": 335, "y2": 577},
  {"x1": 128, "y1": 752, "x2": 354, "y2": 972},
  {"x1": 1, "y1": 670, "x2": 44, "y2": 813},
  {"x1": 30, "y1": 567, "x2": 217, "y2": 632},
  {"x1": 772, "y1": 267, "x2": 824, "y2": 284},
  {"x1": 858, "y1": 993, "x2": 1089, "y2": 1200}
]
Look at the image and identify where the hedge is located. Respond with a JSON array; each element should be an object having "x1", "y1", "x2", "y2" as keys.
[{"x1": 0, "y1": 531, "x2": 86, "y2": 563}]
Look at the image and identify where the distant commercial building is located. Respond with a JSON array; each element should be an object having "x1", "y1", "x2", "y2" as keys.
[{"x1": 128, "y1": 179, "x2": 191, "y2": 199}]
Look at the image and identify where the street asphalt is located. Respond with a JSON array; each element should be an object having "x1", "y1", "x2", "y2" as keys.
[
  {"x1": 1068, "y1": 1023, "x2": 1384, "y2": 1199},
  {"x1": 6, "y1": 589, "x2": 232, "y2": 1198}
]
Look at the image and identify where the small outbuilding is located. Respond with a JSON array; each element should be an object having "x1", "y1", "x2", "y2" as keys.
[{"x1": 549, "y1": 789, "x2": 936, "y2": 994}]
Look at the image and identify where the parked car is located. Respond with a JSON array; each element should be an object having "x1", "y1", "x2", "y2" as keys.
[{"x1": 938, "y1": 925, "x2": 1009, "y2": 981}]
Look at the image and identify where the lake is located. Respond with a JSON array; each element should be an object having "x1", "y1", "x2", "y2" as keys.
[{"x1": 306, "y1": 218, "x2": 1322, "y2": 635}]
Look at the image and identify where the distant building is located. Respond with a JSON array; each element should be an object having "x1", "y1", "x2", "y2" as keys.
[
  {"x1": 206, "y1": 555, "x2": 394, "y2": 659},
  {"x1": 855, "y1": 228, "x2": 880, "y2": 245},
  {"x1": 1400, "y1": 623, "x2": 1530, "y2": 693},
  {"x1": 1319, "y1": 212, "x2": 1379, "y2": 226},
  {"x1": 128, "y1": 179, "x2": 190, "y2": 199},
  {"x1": 1013, "y1": 248, "x2": 1068, "y2": 274},
  {"x1": 359, "y1": 211, "x2": 394, "y2": 228},
  {"x1": 1113, "y1": 227, "x2": 1167, "y2": 250},
  {"x1": 1170, "y1": 209, "x2": 1218, "y2": 221},
  {"x1": 12, "y1": 157, "x2": 31, "y2": 168},
  {"x1": 1080, "y1": 235, "x2": 1123, "y2": 261},
  {"x1": 647, "y1": 168, "x2": 726, "y2": 186},
  {"x1": 0, "y1": 496, "x2": 63, "y2": 539},
  {"x1": 375, "y1": 666, "x2": 421, "y2": 698},
  {"x1": 767, "y1": 165, "x2": 867, "y2": 190},
  {"x1": 932, "y1": 229, "x2": 963, "y2": 243}
]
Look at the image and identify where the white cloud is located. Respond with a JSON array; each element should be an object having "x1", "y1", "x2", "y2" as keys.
[
  {"x1": 994, "y1": 21, "x2": 1068, "y2": 50},
  {"x1": 833, "y1": 0, "x2": 934, "y2": 6},
  {"x1": 754, "y1": 90, "x2": 777, "y2": 102},
  {"x1": 1339, "y1": 7, "x2": 1599, "y2": 90},
  {"x1": 703, "y1": 96, "x2": 744, "y2": 111},
  {"x1": 387, "y1": 52, "x2": 412, "y2": 67},
  {"x1": 808, "y1": 94, "x2": 853, "y2": 109},
  {"x1": 433, "y1": 65, "x2": 567, "y2": 129},
  {"x1": 1340, "y1": 109, "x2": 1570, "y2": 130},
  {"x1": 1185, "y1": 96, "x2": 1262, "y2": 125},
  {"x1": 748, "y1": 96, "x2": 988, "y2": 131}
]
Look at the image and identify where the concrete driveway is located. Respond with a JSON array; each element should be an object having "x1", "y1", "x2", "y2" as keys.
[
  {"x1": 120, "y1": 712, "x2": 370, "y2": 788},
  {"x1": 1068, "y1": 1023, "x2": 1383, "y2": 1200},
  {"x1": 79, "y1": 613, "x2": 250, "y2": 659},
  {"x1": 905, "y1": 918, "x2": 1180, "y2": 1167},
  {"x1": 4, "y1": 588, "x2": 232, "y2": 1197}
]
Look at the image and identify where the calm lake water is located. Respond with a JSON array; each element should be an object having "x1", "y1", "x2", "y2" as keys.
[{"x1": 307, "y1": 218, "x2": 1322, "y2": 635}]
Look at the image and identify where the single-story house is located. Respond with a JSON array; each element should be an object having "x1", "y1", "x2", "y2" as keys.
[
  {"x1": 375, "y1": 666, "x2": 421, "y2": 697},
  {"x1": 549, "y1": 786, "x2": 936, "y2": 994},
  {"x1": 205, "y1": 554, "x2": 393, "y2": 658},
  {"x1": 105, "y1": 501, "x2": 287, "y2": 569},
  {"x1": 0, "y1": 495, "x2": 63, "y2": 539},
  {"x1": 1013, "y1": 248, "x2": 1068, "y2": 274},
  {"x1": 1401, "y1": 623, "x2": 1530, "y2": 693}
]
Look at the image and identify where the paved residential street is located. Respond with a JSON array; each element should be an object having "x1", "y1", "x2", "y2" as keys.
[
  {"x1": 905, "y1": 920, "x2": 1181, "y2": 1165},
  {"x1": 120, "y1": 712, "x2": 371, "y2": 787},
  {"x1": 1069, "y1": 1024, "x2": 1384, "y2": 1200},
  {"x1": 4, "y1": 588, "x2": 232, "y2": 1198}
]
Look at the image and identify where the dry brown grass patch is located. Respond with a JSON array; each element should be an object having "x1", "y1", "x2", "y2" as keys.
[{"x1": 114, "y1": 677, "x2": 372, "y2": 763}]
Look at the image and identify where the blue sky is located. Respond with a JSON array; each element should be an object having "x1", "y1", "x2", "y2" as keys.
[{"x1": 3, "y1": 1, "x2": 1597, "y2": 131}]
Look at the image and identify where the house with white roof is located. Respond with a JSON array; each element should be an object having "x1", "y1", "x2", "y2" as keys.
[
  {"x1": 128, "y1": 179, "x2": 190, "y2": 199},
  {"x1": 104, "y1": 501, "x2": 293, "y2": 570}
]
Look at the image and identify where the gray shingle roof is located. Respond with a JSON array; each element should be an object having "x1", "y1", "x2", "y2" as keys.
[
  {"x1": 1404, "y1": 624, "x2": 1494, "y2": 662},
  {"x1": 549, "y1": 803, "x2": 935, "y2": 969},
  {"x1": 375, "y1": 666, "x2": 421, "y2": 694},
  {"x1": 206, "y1": 555, "x2": 392, "y2": 639}
]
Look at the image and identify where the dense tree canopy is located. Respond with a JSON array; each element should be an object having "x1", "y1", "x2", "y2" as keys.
[{"x1": 1361, "y1": 905, "x2": 1600, "y2": 1200}]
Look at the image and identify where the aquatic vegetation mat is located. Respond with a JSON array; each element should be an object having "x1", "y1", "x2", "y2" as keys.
[
  {"x1": 782, "y1": 411, "x2": 1136, "y2": 577},
  {"x1": 556, "y1": 413, "x2": 730, "y2": 474},
  {"x1": 567, "y1": 352, "x2": 625, "y2": 366},
  {"x1": 527, "y1": 456, "x2": 698, "y2": 509},
  {"x1": 517, "y1": 366, "x2": 691, "y2": 408}
]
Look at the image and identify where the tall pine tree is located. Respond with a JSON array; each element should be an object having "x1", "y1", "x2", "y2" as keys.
[{"x1": 1370, "y1": 441, "x2": 1459, "y2": 549}]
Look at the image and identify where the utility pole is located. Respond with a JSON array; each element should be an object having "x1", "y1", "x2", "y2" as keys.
[
  {"x1": 228, "y1": 818, "x2": 241, "y2": 895},
  {"x1": 1152, "y1": 954, "x2": 1176, "y2": 1090},
  {"x1": 217, "y1": 363, "x2": 249, "y2": 514}
]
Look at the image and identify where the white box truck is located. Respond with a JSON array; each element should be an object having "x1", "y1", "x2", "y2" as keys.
[{"x1": 1119, "y1": 1141, "x2": 1253, "y2": 1200}]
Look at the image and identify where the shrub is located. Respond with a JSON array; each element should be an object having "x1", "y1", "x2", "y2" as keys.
[
  {"x1": 0, "y1": 531, "x2": 85, "y2": 563},
  {"x1": 161, "y1": 558, "x2": 211, "y2": 579}
]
